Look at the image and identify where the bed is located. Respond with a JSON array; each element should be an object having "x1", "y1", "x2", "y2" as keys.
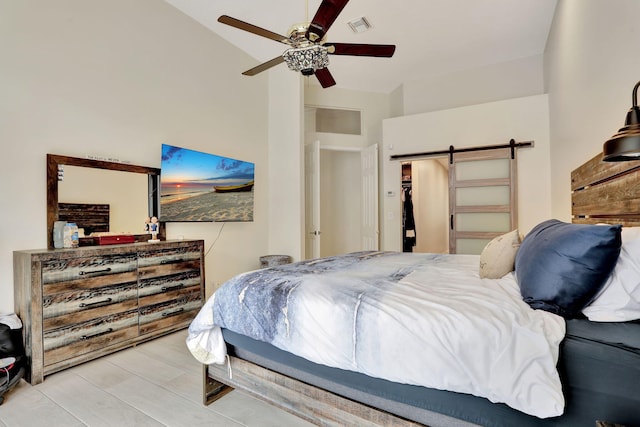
[{"x1": 187, "y1": 152, "x2": 640, "y2": 427}]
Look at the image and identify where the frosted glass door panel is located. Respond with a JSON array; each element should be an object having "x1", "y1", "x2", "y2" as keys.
[
  {"x1": 456, "y1": 186, "x2": 510, "y2": 206},
  {"x1": 456, "y1": 238, "x2": 491, "y2": 255},
  {"x1": 448, "y1": 147, "x2": 517, "y2": 254},
  {"x1": 456, "y1": 213, "x2": 511, "y2": 232},
  {"x1": 455, "y1": 159, "x2": 510, "y2": 180}
]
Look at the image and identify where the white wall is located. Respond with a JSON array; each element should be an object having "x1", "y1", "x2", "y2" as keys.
[
  {"x1": 402, "y1": 55, "x2": 545, "y2": 116},
  {"x1": 544, "y1": 0, "x2": 640, "y2": 220},
  {"x1": 382, "y1": 95, "x2": 552, "y2": 251},
  {"x1": 389, "y1": 85, "x2": 405, "y2": 118},
  {"x1": 0, "y1": 0, "x2": 273, "y2": 313},
  {"x1": 267, "y1": 68, "x2": 304, "y2": 261}
]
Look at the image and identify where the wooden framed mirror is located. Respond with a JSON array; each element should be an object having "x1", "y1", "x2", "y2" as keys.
[{"x1": 47, "y1": 154, "x2": 163, "y2": 248}]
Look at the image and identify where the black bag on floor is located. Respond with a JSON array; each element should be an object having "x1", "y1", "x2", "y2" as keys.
[{"x1": 0, "y1": 315, "x2": 25, "y2": 405}]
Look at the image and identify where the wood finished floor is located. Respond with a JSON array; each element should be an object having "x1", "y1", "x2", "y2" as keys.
[{"x1": 0, "y1": 331, "x2": 314, "y2": 427}]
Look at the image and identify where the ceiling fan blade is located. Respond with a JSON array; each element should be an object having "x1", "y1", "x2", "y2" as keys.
[
  {"x1": 218, "y1": 15, "x2": 293, "y2": 46},
  {"x1": 242, "y1": 56, "x2": 286, "y2": 76},
  {"x1": 306, "y1": 0, "x2": 349, "y2": 42},
  {"x1": 326, "y1": 43, "x2": 396, "y2": 57},
  {"x1": 314, "y1": 68, "x2": 337, "y2": 88}
]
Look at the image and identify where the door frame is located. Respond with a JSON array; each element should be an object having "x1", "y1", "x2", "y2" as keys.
[{"x1": 304, "y1": 143, "x2": 379, "y2": 258}]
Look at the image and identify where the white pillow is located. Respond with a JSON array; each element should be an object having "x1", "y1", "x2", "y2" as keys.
[
  {"x1": 583, "y1": 227, "x2": 640, "y2": 322},
  {"x1": 479, "y1": 229, "x2": 521, "y2": 279},
  {"x1": 622, "y1": 226, "x2": 640, "y2": 242}
]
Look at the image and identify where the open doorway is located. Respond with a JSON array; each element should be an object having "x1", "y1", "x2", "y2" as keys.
[
  {"x1": 320, "y1": 149, "x2": 362, "y2": 257},
  {"x1": 402, "y1": 146, "x2": 519, "y2": 255},
  {"x1": 304, "y1": 105, "x2": 378, "y2": 258},
  {"x1": 305, "y1": 143, "x2": 379, "y2": 259},
  {"x1": 402, "y1": 158, "x2": 449, "y2": 253}
]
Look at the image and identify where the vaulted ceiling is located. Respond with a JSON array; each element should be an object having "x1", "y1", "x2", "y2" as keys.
[{"x1": 165, "y1": 0, "x2": 558, "y2": 94}]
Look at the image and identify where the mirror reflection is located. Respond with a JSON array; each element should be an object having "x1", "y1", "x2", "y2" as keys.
[
  {"x1": 46, "y1": 154, "x2": 161, "y2": 248},
  {"x1": 59, "y1": 166, "x2": 148, "y2": 235}
]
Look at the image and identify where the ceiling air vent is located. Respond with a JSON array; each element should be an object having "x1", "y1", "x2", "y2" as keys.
[{"x1": 347, "y1": 17, "x2": 371, "y2": 34}]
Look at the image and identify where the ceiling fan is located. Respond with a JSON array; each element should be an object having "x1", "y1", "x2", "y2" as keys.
[{"x1": 218, "y1": 0, "x2": 396, "y2": 88}]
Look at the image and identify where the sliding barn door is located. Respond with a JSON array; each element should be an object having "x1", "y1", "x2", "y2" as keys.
[{"x1": 449, "y1": 147, "x2": 517, "y2": 254}]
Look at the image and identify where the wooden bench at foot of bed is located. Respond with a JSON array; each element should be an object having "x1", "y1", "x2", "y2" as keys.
[{"x1": 203, "y1": 356, "x2": 425, "y2": 427}]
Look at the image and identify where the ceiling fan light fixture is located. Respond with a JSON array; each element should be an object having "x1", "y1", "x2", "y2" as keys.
[
  {"x1": 218, "y1": 0, "x2": 395, "y2": 89},
  {"x1": 348, "y1": 17, "x2": 371, "y2": 33},
  {"x1": 283, "y1": 45, "x2": 330, "y2": 73}
]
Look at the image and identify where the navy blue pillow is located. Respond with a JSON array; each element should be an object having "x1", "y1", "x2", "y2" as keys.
[{"x1": 515, "y1": 219, "x2": 622, "y2": 318}]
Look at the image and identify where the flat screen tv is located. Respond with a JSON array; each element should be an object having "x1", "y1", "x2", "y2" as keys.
[{"x1": 159, "y1": 144, "x2": 254, "y2": 222}]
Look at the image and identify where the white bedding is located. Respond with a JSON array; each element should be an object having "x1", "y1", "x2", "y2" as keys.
[{"x1": 187, "y1": 252, "x2": 566, "y2": 418}]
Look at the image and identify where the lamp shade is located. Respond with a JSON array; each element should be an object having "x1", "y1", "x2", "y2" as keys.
[{"x1": 603, "y1": 81, "x2": 640, "y2": 162}]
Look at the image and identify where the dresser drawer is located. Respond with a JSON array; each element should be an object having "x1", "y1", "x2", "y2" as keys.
[
  {"x1": 138, "y1": 260, "x2": 201, "y2": 280},
  {"x1": 138, "y1": 270, "x2": 201, "y2": 307},
  {"x1": 139, "y1": 292, "x2": 201, "y2": 335},
  {"x1": 42, "y1": 253, "x2": 137, "y2": 284},
  {"x1": 43, "y1": 309, "x2": 139, "y2": 366},
  {"x1": 138, "y1": 243, "x2": 201, "y2": 268},
  {"x1": 42, "y1": 253, "x2": 139, "y2": 331},
  {"x1": 43, "y1": 282, "x2": 138, "y2": 330},
  {"x1": 138, "y1": 242, "x2": 201, "y2": 281}
]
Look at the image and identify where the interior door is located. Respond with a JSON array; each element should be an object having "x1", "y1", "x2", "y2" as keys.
[
  {"x1": 304, "y1": 140, "x2": 321, "y2": 259},
  {"x1": 361, "y1": 144, "x2": 379, "y2": 250},
  {"x1": 410, "y1": 158, "x2": 449, "y2": 253},
  {"x1": 448, "y1": 147, "x2": 517, "y2": 254}
]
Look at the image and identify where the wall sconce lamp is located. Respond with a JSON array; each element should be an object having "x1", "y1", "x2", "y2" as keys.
[{"x1": 603, "y1": 80, "x2": 640, "y2": 161}]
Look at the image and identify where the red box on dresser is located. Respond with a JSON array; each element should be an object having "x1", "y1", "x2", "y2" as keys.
[{"x1": 94, "y1": 235, "x2": 136, "y2": 245}]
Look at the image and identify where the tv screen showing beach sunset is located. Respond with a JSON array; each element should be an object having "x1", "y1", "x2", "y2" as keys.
[{"x1": 160, "y1": 144, "x2": 254, "y2": 222}]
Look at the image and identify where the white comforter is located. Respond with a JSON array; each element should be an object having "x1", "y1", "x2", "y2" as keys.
[{"x1": 187, "y1": 252, "x2": 566, "y2": 418}]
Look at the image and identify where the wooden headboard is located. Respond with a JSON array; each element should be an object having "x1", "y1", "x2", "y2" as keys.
[
  {"x1": 572, "y1": 152, "x2": 640, "y2": 226},
  {"x1": 58, "y1": 202, "x2": 110, "y2": 235}
]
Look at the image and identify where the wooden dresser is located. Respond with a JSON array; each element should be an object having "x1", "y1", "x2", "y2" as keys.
[{"x1": 13, "y1": 239, "x2": 204, "y2": 384}]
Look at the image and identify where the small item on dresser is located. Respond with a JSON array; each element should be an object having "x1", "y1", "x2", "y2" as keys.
[
  {"x1": 53, "y1": 221, "x2": 66, "y2": 249},
  {"x1": 94, "y1": 234, "x2": 135, "y2": 245},
  {"x1": 148, "y1": 216, "x2": 160, "y2": 242},
  {"x1": 62, "y1": 222, "x2": 79, "y2": 248},
  {"x1": 70, "y1": 223, "x2": 79, "y2": 248}
]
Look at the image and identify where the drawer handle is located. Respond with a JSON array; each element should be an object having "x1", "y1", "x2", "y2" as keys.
[
  {"x1": 81, "y1": 328, "x2": 114, "y2": 340},
  {"x1": 79, "y1": 298, "x2": 113, "y2": 309},
  {"x1": 161, "y1": 258, "x2": 184, "y2": 265},
  {"x1": 79, "y1": 267, "x2": 112, "y2": 276},
  {"x1": 161, "y1": 307, "x2": 185, "y2": 318},
  {"x1": 161, "y1": 284, "x2": 184, "y2": 292}
]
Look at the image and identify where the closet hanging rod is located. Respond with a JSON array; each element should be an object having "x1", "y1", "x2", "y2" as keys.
[{"x1": 389, "y1": 139, "x2": 534, "y2": 162}]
